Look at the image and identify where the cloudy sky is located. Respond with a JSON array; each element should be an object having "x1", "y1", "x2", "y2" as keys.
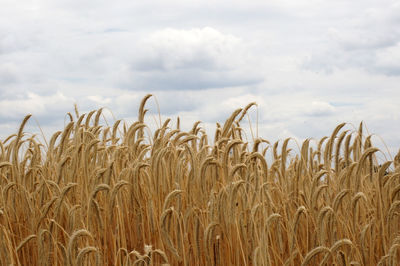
[{"x1": 1, "y1": 0, "x2": 399, "y2": 156}]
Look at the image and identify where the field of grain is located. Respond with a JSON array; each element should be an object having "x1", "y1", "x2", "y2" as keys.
[{"x1": 0, "y1": 94, "x2": 399, "y2": 265}]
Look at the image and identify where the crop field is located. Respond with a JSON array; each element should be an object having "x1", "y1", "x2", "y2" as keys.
[{"x1": 0, "y1": 94, "x2": 399, "y2": 265}]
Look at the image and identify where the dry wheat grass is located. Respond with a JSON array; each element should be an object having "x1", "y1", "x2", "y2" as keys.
[{"x1": 0, "y1": 94, "x2": 399, "y2": 265}]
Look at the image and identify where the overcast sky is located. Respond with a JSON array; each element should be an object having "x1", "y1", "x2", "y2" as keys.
[{"x1": 1, "y1": 0, "x2": 399, "y2": 156}]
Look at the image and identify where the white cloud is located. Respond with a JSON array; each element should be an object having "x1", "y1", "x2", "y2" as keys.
[
  {"x1": 133, "y1": 27, "x2": 241, "y2": 71},
  {"x1": 0, "y1": 92, "x2": 74, "y2": 120},
  {"x1": 120, "y1": 27, "x2": 263, "y2": 91},
  {"x1": 87, "y1": 95, "x2": 112, "y2": 106},
  {"x1": 0, "y1": 63, "x2": 18, "y2": 85},
  {"x1": 303, "y1": 2, "x2": 400, "y2": 76},
  {"x1": 306, "y1": 101, "x2": 335, "y2": 116},
  {"x1": 375, "y1": 44, "x2": 400, "y2": 75}
]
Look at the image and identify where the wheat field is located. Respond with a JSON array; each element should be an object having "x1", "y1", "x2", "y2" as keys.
[{"x1": 0, "y1": 94, "x2": 399, "y2": 265}]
